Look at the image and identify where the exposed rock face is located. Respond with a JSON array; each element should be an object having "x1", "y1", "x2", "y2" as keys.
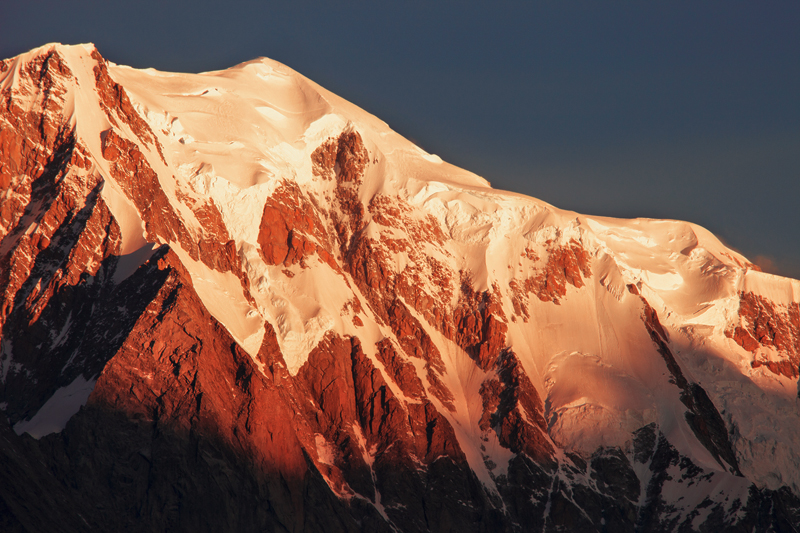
[
  {"x1": 80, "y1": 249, "x2": 373, "y2": 532},
  {"x1": 258, "y1": 180, "x2": 334, "y2": 269},
  {"x1": 508, "y1": 240, "x2": 592, "y2": 314},
  {"x1": 480, "y1": 350, "x2": 555, "y2": 466},
  {"x1": 726, "y1": 291, "x2": 800, "y2": 379},
  {"x1": 2, "y1": 43, "x2": 800, "y2": 532}
]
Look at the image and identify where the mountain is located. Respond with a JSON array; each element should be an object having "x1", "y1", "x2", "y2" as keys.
[{"x1": 1, "y1": 43, "x2": 799, "y2": 532}]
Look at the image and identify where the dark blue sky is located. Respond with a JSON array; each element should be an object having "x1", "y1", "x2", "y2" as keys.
[{"x1": 3, "y1": 1, "x2": 798, "y2": 277}]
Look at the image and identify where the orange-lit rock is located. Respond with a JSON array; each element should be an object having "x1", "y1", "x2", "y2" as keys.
[{"x1": 726, "y1": 292, "x2": 800, "y2": 378}]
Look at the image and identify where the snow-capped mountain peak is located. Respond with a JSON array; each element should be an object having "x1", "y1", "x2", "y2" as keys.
[{"x1": 2, "y1": 43, "x2": 799, "y2": 531}]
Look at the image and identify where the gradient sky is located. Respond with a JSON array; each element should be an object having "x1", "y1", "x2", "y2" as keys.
[{"x1": 2, "y1": 1, "x2": 798, "y2": 277}]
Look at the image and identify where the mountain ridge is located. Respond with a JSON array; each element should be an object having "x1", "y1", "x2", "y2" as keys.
[{"x1": 1, "y1": 42, "x2": 799, "y2": 532}]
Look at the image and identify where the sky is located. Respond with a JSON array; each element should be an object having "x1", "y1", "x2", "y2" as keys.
[{"x1": 2, "y1": 1, "x2": 799, "y2": 277}]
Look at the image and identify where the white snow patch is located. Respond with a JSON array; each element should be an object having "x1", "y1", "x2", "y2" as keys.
[
  {"x1": 172, "y1": 247, "x2": 264, "y2": 357},
  {"x1": 112, "y1": 242, "x2": 159, "y2": 284},
  {"x1": 413, "y1": 145, "x2": 443, "y2": 163},
  {"x1": 202, "y1": 171, "x2": 278, "y2": 244},
  {"x1": 100, "y1": 177, "x2": 150, "y2": 256},
  {"x1": 279, "y1": 313, "x2": 335, "y2": 375},
  {"x1": 255, "y1": 106, "x2": 288, "y2": 123},
  {"x1": 315, "y1": 434, "x2": 336, "y2": 465},
  {"x1": 13, "y1": 375, "x2": 96, "y2": 439},
  {"x1": 238, "y1": 241, "x2": 356, "y2": 376}
]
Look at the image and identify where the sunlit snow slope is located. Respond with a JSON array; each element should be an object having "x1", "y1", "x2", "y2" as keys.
[{"x1": 2, "y1": 43, "x2": 799, "y2": 532}]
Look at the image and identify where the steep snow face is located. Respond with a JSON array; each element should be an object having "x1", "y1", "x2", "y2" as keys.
[
  {"x1": 3, "y1": 44, "x2": 800, "y2": 525},
  {"x1": 105, "y1": 54, "x2": 493, "y2": 367},
  {"x1": 112, "y1": 49, "x2": 800, "y2": 492}
]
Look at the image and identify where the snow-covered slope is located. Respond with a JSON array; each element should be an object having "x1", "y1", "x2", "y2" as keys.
[{"x1": 2, "y1": 43, "x2": 799, "y2": 532}]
